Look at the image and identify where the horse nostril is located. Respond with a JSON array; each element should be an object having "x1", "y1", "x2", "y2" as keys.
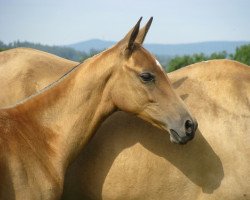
[{"x1": 185, "y1": 120, "x2": 194, "y2": 136}]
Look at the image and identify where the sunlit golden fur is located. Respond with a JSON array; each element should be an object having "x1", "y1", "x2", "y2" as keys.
[
  {"x1": 1, "y1": 48, "x2": 249, "y2": 199},
  {"x1": 62, "y1": 60, "x2": 249, "y2": 200},
  {"x1": 0, "y1": 48, "x2": 78, "y2": 107},
  {"x1": 0, "y1": 19, "x2": 196, "y2": 199}
]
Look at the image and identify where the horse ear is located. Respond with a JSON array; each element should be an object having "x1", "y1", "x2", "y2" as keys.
[
  {"x1": 120, "y1": 17, "x2": 142, "y2": 53},
  {"x1": 136, "y1": 17, "x2": 153, "y2": 44}
]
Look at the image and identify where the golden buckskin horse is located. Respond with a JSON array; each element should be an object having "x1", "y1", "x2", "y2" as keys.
[
  {"x1": 0, "y1": 18, "x2": 197, "y2": 200},
  {"x1": 62, "y1": 60, "x2": 249, "y2": 200},
  {"x1": 1, "y1": 48, "x2": 249, "y2": 200}
]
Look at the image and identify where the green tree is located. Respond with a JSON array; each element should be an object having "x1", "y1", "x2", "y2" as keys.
[
  {"x1": 168, "y1": 53, "x2": 207, "y2": 72},
  {"x1": 209, "y1": 51, "x2": 227, "y2": 59},
  {"x1": 231, "y1": 44, "x2": 250, "y2": 65},
  {"x1": 79, "y1": 48, "x2": 101, "y2": 62},
  {"x1": 0, "y1": 41, "x2": 8, "y2": 52},
  {"x1": 167, "y1": 51, "x2": 228, "y2": 72}
]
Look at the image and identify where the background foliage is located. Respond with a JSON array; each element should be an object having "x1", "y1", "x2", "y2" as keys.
[
  {"x1": 231, "y1": 44, "x2": 250, "y2": 66},
  {"x1": 166, "y1": 45, "x2": 250, "y2": 72},
  {"x1": 166, "y1": 51, "x2": 228, "y2": 72},
  {"x1": 0, "y1": 40, "x2": 91, "y2": 61}
]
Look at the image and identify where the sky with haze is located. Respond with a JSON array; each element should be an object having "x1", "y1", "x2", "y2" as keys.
[{"x1": 0, "y1": 0, "x2": 250, "y2": 45}]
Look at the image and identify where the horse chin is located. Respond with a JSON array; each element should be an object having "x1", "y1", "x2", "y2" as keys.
[{"x1": 169, "y1": 129, "x2": 188, "y2": 145}]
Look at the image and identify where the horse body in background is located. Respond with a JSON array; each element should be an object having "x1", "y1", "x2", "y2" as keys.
[{"x1": 0, "y1": 48, "x2": 78, "y2": 107}]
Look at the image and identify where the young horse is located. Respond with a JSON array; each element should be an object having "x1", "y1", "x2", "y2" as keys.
[
  {"x1": 0, "y1": 18, "x2": 197, "y2": 200},
  {"x1": 62, "y1": 60, "x2": 249, "y2": 200}
]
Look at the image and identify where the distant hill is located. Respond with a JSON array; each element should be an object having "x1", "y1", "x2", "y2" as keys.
[
  {"x1": 145, "y1": 41, "x2": 250, "y2": 56},
  {"x1": 68, "y1": 39, "x2": 114, "y2": 52},
  {"x1": 68, "y1": 39, "x2": 250, "y2": 56}
]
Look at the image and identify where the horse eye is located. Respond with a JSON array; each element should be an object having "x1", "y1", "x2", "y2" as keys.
[{"x1": 139, "y1": 72, "x2": 155, "y2": 83}]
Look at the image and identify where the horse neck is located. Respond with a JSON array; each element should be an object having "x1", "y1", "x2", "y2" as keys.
[{"x1": 7, "y1": 48, "x2": 117, "y2": 171}]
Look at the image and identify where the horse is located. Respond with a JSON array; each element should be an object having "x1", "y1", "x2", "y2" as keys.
[
  {"x1": 2, "y1": 23, "x2": 249, "y2": 200},
  {"x1": 1, "y1": 48, "x2": 249, "y2": 199},
  {"x1": 1, "y1": 47, "x2": 249, "y2": 200},
  {"x1": 0, "y1": 18, "x2": 197, "y2": 200},
  {"x1": 62, "y1": 60, "x2": 249, "y2": 200}
]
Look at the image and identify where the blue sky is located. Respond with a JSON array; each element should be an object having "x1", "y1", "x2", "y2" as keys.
[{"x1": 0, "y1": 0, "x2": 250, "y2": 45}]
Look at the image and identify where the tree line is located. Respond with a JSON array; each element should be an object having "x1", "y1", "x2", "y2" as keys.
[
  {"x1": 166, "y1": 44, "x2": 250, "y2": 72},
  {"x1": 0, "y1": 40, "x2": 249, "y2": 71},
  {"x1": 0, "y1": 40, "x2": 96, "y2": 61}
]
